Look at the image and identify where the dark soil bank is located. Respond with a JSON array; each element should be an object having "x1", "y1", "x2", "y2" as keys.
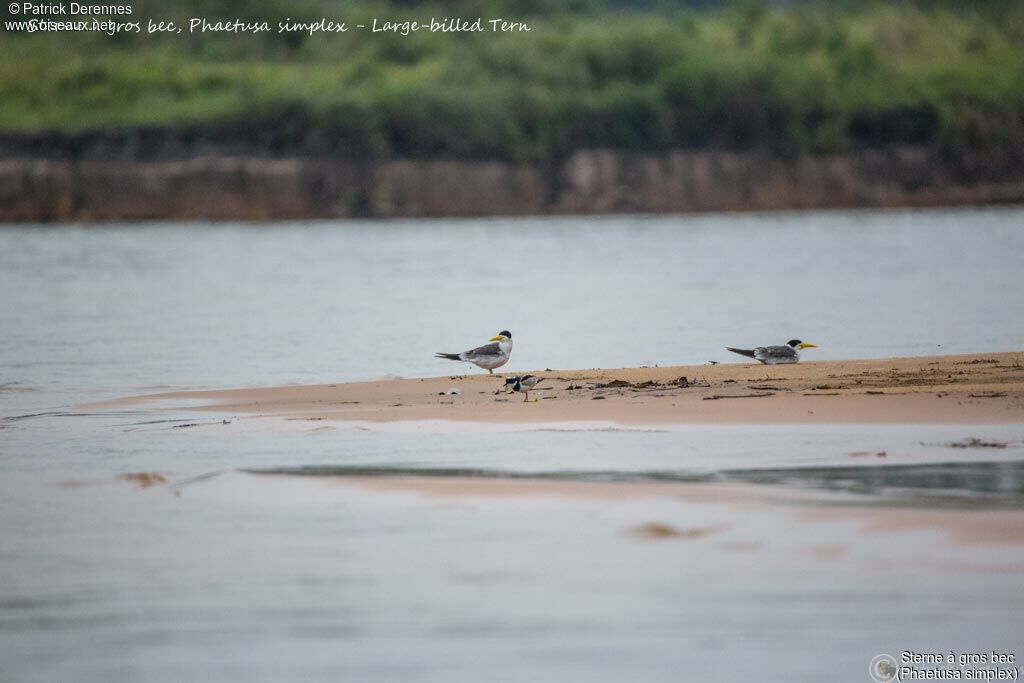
[{"x1": 3, "y1": 147, "x2": 1023, "y2": 221}]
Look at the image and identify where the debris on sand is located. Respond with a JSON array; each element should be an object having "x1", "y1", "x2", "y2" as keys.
[
  {"x1": 596, "y1": 379, "x2": 631, "y2": 388},
  {"x1": 703, "y1": 392, "x2": 775, "y2": 400},
  {"x1": 593, "y1": 376, "x2": 692, "y2": 391}
]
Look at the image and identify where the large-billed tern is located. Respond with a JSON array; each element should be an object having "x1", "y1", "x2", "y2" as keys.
[
  {"x1": 726, "y1": 339, "x2": 818, "y2": 364},
  {"x1": 435, "y1": 330, "x2": 512, "y2": 374}
]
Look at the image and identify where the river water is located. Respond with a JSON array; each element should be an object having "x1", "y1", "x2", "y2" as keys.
[{"x1": 2, "y1": 208, "x2": 1023, "y2": 682}]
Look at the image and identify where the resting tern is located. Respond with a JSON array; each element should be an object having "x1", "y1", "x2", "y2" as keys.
[
  {"x1": 435, "y1": 330, "x2": 512, "y2": 374},
  {"x1": 504, "y1": 375, "x2": 543, "y2": 402},
  {"x1": 725, "y1": 339, "x2": 818, "y2": 365}
]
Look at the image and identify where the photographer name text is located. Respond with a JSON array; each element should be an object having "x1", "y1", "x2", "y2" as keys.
[{"x1": 6, "y1": 4, "x2": 531, "y2": 36}]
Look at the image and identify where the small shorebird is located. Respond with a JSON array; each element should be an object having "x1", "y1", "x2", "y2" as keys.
[
  {"x1": 725, "y1": 339, "x2": 818, "y2": 365},
  {"x1": 435, "y1": 330, "x2": 512, "y2": 374},
  {"x1": 504, "y1": 375, "x2": 544, "y2": 401}
]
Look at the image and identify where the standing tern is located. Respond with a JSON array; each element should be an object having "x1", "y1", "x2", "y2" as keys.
[
  {"x1": 435, "y1": 330, "x2": 512, "y2": 374},
  {"x1": 725, "y1": 339, "x2": 818, "y2": 364}
]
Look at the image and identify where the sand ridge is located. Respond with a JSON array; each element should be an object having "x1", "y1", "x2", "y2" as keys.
[{"x1": 89, "y1": 352, "x2": 1024, "y2": 425}]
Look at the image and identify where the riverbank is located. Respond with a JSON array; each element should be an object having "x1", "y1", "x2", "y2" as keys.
[
  {"x1": 90, "y1": 352, "x2": 1024, "y2": 425},
  {"x1": 4, "y1": 147, "x2": 1024, "y2": 221}
]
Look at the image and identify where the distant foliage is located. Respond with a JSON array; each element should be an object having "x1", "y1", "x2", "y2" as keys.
[{"x1": 3, "y1": 0, "x2": 1023, "y2": 159}]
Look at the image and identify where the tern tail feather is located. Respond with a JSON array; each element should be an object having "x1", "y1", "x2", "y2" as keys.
[
  {"x1": 435, "y1": 352, "x2": 461, "y2": 361},
  {"x1": 725, "y1": 347, "x2": 757, "y2": 359}
]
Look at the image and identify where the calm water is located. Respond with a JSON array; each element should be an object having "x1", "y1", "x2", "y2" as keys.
[
  {"x1": 2, "y1": 207, "x2": 1024, "y2": 409},
  {"x1": 2, "y1": 208, "x2": 1024, "y2": 683}
]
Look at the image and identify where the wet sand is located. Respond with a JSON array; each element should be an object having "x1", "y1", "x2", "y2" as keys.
[
  {"x1": 92, "y1": 352, "x2": 1024, "y2": 425},
  {"x1": 328, "y1": 474, "x2": 1024, "y2": 548},
  {"x1": 92, "y1": 468, "x2": 1024, "y2": 570}
]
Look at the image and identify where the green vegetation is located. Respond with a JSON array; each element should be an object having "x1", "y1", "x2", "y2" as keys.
[{"x1": 3, "y1": 0, "x2": 1024, "y2": 159}]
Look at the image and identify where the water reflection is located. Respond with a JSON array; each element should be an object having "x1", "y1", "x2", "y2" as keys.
[{"x1": 248, "y1": 459, "x2": 1024, "y2": 506}]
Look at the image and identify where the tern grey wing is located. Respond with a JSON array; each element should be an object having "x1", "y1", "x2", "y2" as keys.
[
  {"x1": 463, "y1": 341, "x2": 503, "y2": 358},
  {"x1": 755, "y1": 345, "x2": 797, "y2": 361}
]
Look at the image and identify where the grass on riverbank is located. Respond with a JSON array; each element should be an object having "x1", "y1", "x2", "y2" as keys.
[{"x1": 3, "y1": 0, "x2": 1023, "y2": 159}]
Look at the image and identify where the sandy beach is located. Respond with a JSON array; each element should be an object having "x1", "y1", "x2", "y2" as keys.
[{"x1": 94, "y1": 352, "x2": 1024, "y2": 425}]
